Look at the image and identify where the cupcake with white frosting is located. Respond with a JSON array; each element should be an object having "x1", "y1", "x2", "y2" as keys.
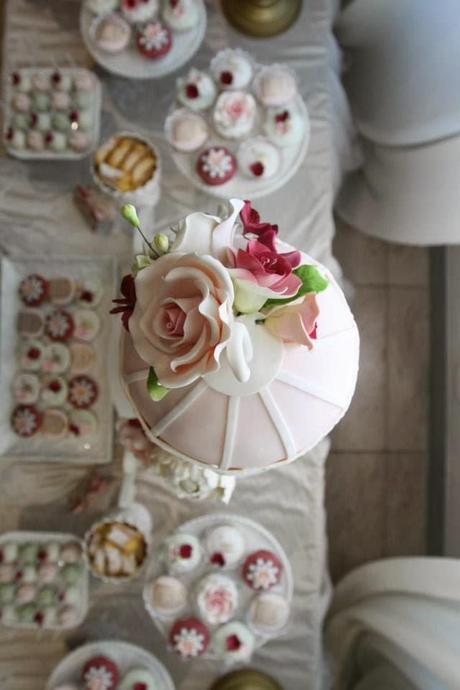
[
  {"x1": 162, "y1": 0, "x2": 200, "y2": 32},
  {"x1": 195, "y1": 573, "x2": 238, "y2": 625},
  {"x1": 263, "y1": 103, "x2": 306, "y2": 148},
  {"x1": 254, "y1": 64, "x2": 298, "y2": 107},
  {"x1": 213, "y1": 91, "x2": 256, "y2": 139},
  {"x1": 121, "y1": 0, "x2": 159, "y2": 23},
  {"x1": 176, "y1": 68, "x2": 216, "y2": 111},
  {"x1": 165, "y1": 108, "x2": 208, "y2": 152},
  {"x1": 210, "y1": 48, "x2": 253, "y2": 90},
  {"x1": 237, "y1": 137, "x2": 280, "y2": 180}
]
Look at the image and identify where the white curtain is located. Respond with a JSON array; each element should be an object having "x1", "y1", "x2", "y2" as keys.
[{"x1": 326, "y1": 558, "x2": 460, "y2": 690}]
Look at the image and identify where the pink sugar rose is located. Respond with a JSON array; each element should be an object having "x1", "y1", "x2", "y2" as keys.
[
  {"x1": 128, "y1": 252, "x2": 235, "y2": 388},
  {"x1": 264, "y1": 293, "x2": 319, "y2": 348},
  {"x1": 227, "y1": 239, "x2": 302, "y2": 313}
]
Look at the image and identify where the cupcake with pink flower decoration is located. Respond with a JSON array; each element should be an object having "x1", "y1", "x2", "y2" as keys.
[
  {"x1": 169, "y1": 617, "x2": 210, "y2": 658},
  {"x1": 136, "y1": 20, "x2": 172, "y2": 59},
  {"x1": 213, "y1": 91, "x2": 256, "y2": 139},
  {"x1": 195, "y1": 573, "x2": 238, "y2": 625},
  {"x1": 242, "y1": 550, "x2": 282, "y2": 591},
  {"x1": 196, "y1": 146, "x2": 236, "y2": 186}
]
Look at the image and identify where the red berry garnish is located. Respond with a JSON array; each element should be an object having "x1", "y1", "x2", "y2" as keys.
[
  {"x1": 275, "y1": 110, "x2": 290, "y2": 123},
  {"x1": 48, "y1": 380, "x2": 61, "y2": 393},
  {"x1": 58, "y1": 592, "x2": 64, "y2": 601},
  {"x1": 28, "y1": 347, "x2": 41, "y2": 360},
  {"x1": 171, "y1": 0, "x2": 179, "y2": 6},
  {"x1": 220, "y1": 71, "x2": 233, "y2": 86},
  {"x1": 80, "y1": 290, "x2": 93, "y2": 303},
  {"x1": 37, "y1": 549, "x2": 47, "y2": 562},
  {"x1": 250, "y1": 161, "x2": 264, "y2": 177},
  {"x1": 11, "y1": 72, "x2": 20, "y2": 86},
  {"x1": 226, "y1": 634, "x2": 241, "y2": 651},
  {"x1": 69, "y1": 424, "x2": 80, "y2": 436},
  {"x1": 5, "y1": 128, "x2": 13, "y2": 141},
  {"x1": 0, "y1": 550, "x2": 3, "y2": 563},
  {"x1": 185, "y1": 83, "x2": 199, "y2": 99},
  {"x1": 210, "y1": 552, "x2": 225, "y2": 567},
  {"x1": 134, "y1": 684, "x2": 147, "y2": 690},
  {"x1": 30, "y1": 113, "x2": 38, "y2": 128},
  {"x1": 69, "y1": 110, "x2": 79, "y2": 123},
  {"x1": 15, "y1": 571, "x2": 22, "y2": 582},
  {"x1": 45, "y1": 132, "x2": 54, "y2": 145},
  {"x1": 179, "y1": 544, "x2": 192, "y2": 559},
  {"x1": 126, "y1": 0, "x2": 136, "y2": 7},
  {"x1": 51, "y1": 71, "x2": 61, "y2": 85},
  {"x1": 34, "y1": 612, "x2": 44, "y2": 626}
]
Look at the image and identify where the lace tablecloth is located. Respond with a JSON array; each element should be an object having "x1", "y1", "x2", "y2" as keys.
[{"x1": 0, "y1": 1, "x2": 337, "y2": 688}]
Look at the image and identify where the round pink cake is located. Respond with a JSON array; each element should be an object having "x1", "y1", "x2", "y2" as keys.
[{"x1": 117, "y1": 199, "x2": 359, "y2": 475}]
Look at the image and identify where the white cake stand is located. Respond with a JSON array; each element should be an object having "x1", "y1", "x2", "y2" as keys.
[
  {"x1": 80, "y1": 2, "x2": 207, "y2": 80},
  {"x1": 143, "y1": 513, "x2": 293, "y2": 660},
  {"x1": 168, "y1": 95, "x2": 310, "y2": 201},
  {"x1": 46, "y1": 640, "x2": 175, "y2": 690}
]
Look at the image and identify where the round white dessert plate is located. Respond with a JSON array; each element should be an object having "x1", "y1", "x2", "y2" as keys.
[
  {"x1": 46, "y1": 640, "x2": 175, "y2": 690},
  {"x1": 0, "y1": 530, "x2": 89, "y2": 632},
  {"x1": 143, "y1": 513, "x2": 293, "y2": 659},
  {"x1": 80, "y1": 1, "x2": 207, "y2": 80},
  {"x1": 168, "y1": 93, "x2": 310, "y2": 200},
  {"x1": 5, "y1": 68, "x2": 102, "y2": 160}
]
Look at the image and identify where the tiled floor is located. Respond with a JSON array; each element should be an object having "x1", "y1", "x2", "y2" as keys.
[{"x1": 326, "y1": 218, "x2": 430, "y2": 582}]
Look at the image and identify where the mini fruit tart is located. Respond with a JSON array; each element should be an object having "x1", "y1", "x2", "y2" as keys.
[
  {"x1": 18, "y1": 274, "x2": 49, "y2": 307},
  {"x1": 11, "y1": 404, "x2": 42, "y2": 437},
  {"x1": 45, "y1": 309, "x2": 75, "y2": 342},
  {"x1": 68, "y1": 375, "x2": 99, "y2": 409}
]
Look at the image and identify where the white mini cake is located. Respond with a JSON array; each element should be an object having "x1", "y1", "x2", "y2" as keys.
[
  {"x1": 237, "y1": 137, "x2": 280, "y2": 180},
  {"x1": 254, "y1": 64, "x2": 298, "y2": 107},
  {"x1": 213, "y1": 91, "x2": 257, "y2": 139},
  {"x1": 248, "y1": 592, "x2": 290, "y2": 634},
  {"x1": 196, "y1": 573, "x2": 238, "y2": 625},
  {"x1": 163, "y1": 534, "x2": 202, "y2": 574},
  {"x1": 162, "y1": 0, "x2": 199, "y2": 32},
  {"x1": 86, "y1": 0, "x2": 119, "y2": 15},
  {"x1": 165, "y1": 108, "x2": 208, "y2": 152},
  {"x1": 210, "y1": 48, "x2": 253, "y2": 90},
  {"x1": 264, "y1": 104, "x2": 306, "y2": 148},
  {"x1": 121, "y1": 0, "x2": 159, "y2": 23},
  {"x1": 205, "y1": 525, "x2": 245, "y2": 568},
  {"x1": 147, "y1": 575, "x2": 187, "y2": 617},
  {"x1": 176, "y1": 68, "x2": 216, "y2": 111}
]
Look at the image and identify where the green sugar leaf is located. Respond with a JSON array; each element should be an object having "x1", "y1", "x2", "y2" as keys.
[{"x1": 147, "y1": 366, "x2": 170, "y2": 402}]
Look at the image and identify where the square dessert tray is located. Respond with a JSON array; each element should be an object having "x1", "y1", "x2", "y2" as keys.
[
  {"x1": 80, "y1": 0, "x2": 207, "y2": 80},
  {"x1": 3, "y1": 67, "x2": 102, "y2": 160},
  {"x1": 0, "y1": 531, "x2": 89, "y2": 632},
  {"x1": 143, "y1": 513, "x2": 293, "y2": 661},
  {"x1": 0, "y1": 255, "x2": 116, "y2": 464},
  {"x1": 46, "y1": 640, "x2": 175, "y2": 690}
]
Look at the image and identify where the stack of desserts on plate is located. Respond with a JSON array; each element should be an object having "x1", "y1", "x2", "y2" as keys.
[
  {"x1": 4, "y1": 69, "x2": 99, "y2": 156},
  {"x1": 165, "y1": 48, "x2": 307, "y2": 185},
  {"x1": 11, "y1": 273, "x2": 102, "y2": 442},
  {"x1": 144, "y1": 521, "x2": 290, "y2": 663},
  {"x1": 87, "y1": 0, "x2": 201, "y2": 61}
]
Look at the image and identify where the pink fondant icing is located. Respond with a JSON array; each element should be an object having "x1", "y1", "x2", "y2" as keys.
[{"x1": 119, "y1": 248, "x2": 359, "y2": 475}]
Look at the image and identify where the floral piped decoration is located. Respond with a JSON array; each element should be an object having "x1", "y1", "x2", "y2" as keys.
[{"x1": 112, "y1": 199, "x2": 329, "y2": 402}]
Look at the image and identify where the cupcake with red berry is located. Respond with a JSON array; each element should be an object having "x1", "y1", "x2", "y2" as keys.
[
  {"x1": 40, "y1": 376, "x2": 68, "y2": 408},
  {"x1": 19, "y1": 340, "x2": 44, "y2": 372},
  {"x1": 18, "y1": 274, "x2": 48, "y2": 307},
  {"x1": 263, "y1": 103, "x2": 306, "y2": 148},
  {"x1": 210, "y1": 48, "x2": 253, "y2": 90},
  {"x1": 169, "y1": 617, "x2": 210, "y2": 658},
  {"x1": 205, "y1": 524, "x2": 245, "y2": 569},
  {"x1": 242, "y1": 550, "x2": 282, "y2": 591},
  {"x1": 11, "y1": 404, "x2": 42, "y2": 438},
  {"x1": 212, "y1": 621, "x2": 255, "y2": 663},
  {"x1": 121, "y1": 0, "x2": 159, "y2": 23},
  {"x1": 162, "y1": 0, "x2": 200, "y2": 32},
  {"x1": 163, "y1": 533, "x2": 202, "y2": 575},
  {"x1": 45, "y1": 310, "x2": 74, "y2": 342},
  {"x1": 176, "y1": 68, "x2": 216, "y2": 111},
  {"x1": 213, "y1": 91, "x2": 257, "y2": 139},
  {"x1": 68, "y1": 375, "x2": 99, "y2": 409},
  {"x1": 237, "y1": 137, "x2": 280, "y2": 180},
  {"x1": 136, "y1": 21, "x2": 172, "y2": 59},
  {"x1": 196, "y1": 146, "x2": 236, "y2": 186}
]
